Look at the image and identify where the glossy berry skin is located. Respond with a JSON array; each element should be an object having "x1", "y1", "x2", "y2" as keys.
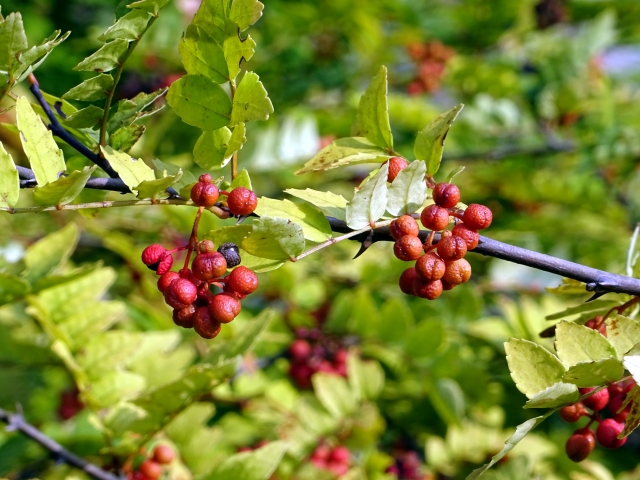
[
  {"x1": 192, "y1": 252, "x2": 227, "y2": 281},
  {"x1": 394, "y1": 235, "x2": 423, "y2": 261},
  {"x1": 443, "y1": 258, "x2": 472, "y2": 285},
  {"x1": 399, "y1": 267, "x2": 418, "y2": 295},
  {"x1": 218, "y1": 242, "x2": 241, "y2": 268},
  {"x1": 390, "y1": 215, "x2": 420, "y2": 240},
  {"x1": 209, "y1": 293, "x2": 241, "y2": 324},
  {"x1": 194, "y1": 307, "x2": 222, "y2": 339},
  {"x1": 198, "y1": 239, "x2": 216, "y2": 254},
  {"x1": 580, "y1": 387, "x2": 609, "y2": 412},
  {"x1": 142, "y1": 244, "x2": 167, "y2": 267},
  {"x1": 432, "y1": 183, "x2": 460, "y2": 208},
  {"x1": 596, "y1": 418, "x2": 627, "y2": 449},
  {"x1": 437, "y1": 235, "x2": 467, "y2": 261},
  {"x1": 415, "y1": 252, "x2": 445, "y2": 281},
  {"x1": 451, "y1": 223, "x2": 480, "y2": 250},
  {"x1": 139, "y1": 460, "x2": 163, "y2": 480},
  {"x1": 191, "y1": 181, "x2": 219, "y2": 207},
  {"x1": 228, "y1": 266, "x2": 258, "y2": 295},
  {"x1": 172, "y1": 304, "x2": 196, "y2": 328},
  {"x1": 387, "y1": 157, "x2": 409, "y2": 182},
  {"x1": 463, "y1": 204, "x2": 492, "y2": 230},
  {"x1": 413, "y1": 278, "x2": 443, "y2": 300},
  {"x1": 153, "y1": 445, "x2": 175, "y2": 464},
  {"x1": 420, "y1": 204, "x2": 450, "y2": 231},
  {"x1": 156, "y1": 254, "x2": 173, "y2": 275},
  {"x1": 566, "y1": 428, "x2": 596, "y2": 462},
  {"x1": 559, "y1": 403, "x2": 584, "y2": 423},
  {"x1": 165, "y1": 279, "x2": 198, "y2": 309},
  {"x1": 227, "y1": 187, "x2": 258, "y2": 216},
  {"x1": 157, "y1": 271, "x2": 180, "y2": 293},
  {"x1": 290, "y1": 339, "x2": 312, "y2": 360}
]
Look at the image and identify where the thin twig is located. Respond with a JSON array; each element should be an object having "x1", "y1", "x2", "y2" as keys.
[{"x1": 229, "y1": 79, "x2": 238, "y2": 180}]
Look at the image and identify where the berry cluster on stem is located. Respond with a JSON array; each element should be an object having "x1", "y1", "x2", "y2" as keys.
[
  {"x1": 126, "y1": 445, "x2": 175, "y2": 480},
  {"x1": 310, "y1": 444, "x2": 351, "y2": 477}
]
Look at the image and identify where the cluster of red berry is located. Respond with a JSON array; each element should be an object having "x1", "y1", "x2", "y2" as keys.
[
  {"x1": 385, "y1": 450, "x2": 426, "y2": 480},
  {"x1": 126, "y1": 445, "x2": 175, "y2": 480},
  {"x1": 141, "y1": 175, "x2": 259, "y2": 339},
  {"x1": 310, "y1": 444, "x2": 351, "y2": 477},
  {"x1": 560, "y1": 378, "x2": 635, "y2": 462},
  {"x1": 57, "y1": 387, "x2": 84, "y2": 420},
  {"x1": 405, "y1": 40, "x2": 455, "y2": 95}
]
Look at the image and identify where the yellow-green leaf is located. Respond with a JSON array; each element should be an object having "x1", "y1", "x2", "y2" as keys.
[
  {"x1": 0, "y1": 141, "x2": 19, "y2": 208},
  {"x1": 414, "y1": 104, "x2": 463, "y2": 176},
  {"x1": 33, "y1": 166, "x2": 97, "y2": 206},
  {"x1": 100, "y1": 146, "x2": 154, "y2": 194}
]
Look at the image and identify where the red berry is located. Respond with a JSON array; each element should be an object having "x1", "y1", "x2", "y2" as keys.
[
  {"x1": 164, "y1": 279, "x2": 198, "y2": 309},
  {"x1": 415, "y1": 252, "x2": 445, "y2": 281},
  {"x1": 192, "y1": 252, "x2": 227, "y2": 281},
  {"x1": 399, "y1": 267, "x2": 418, "y2": 295},
  {"x1": 172, "y1": 304, "x2": 196, "y2": 328},
  {"x1": 420, "y1": 204, "x2": 450, "y2": 231},
  {"x1": 451, "y1": 223, "x2": 479, "y2": 250},
  {"x1": 432, "y1": 183, "x2": 460, "y2": 208},
  {"x1": 463, "y1": 204, "x2": 492, "y2": 230},
  {"x1": 334, "y1": 349, "x2": 348, "y2": 365},
  {"x1": 393, "y1": 235, "x2": 423, "y2": 261},
  {"x1": 580, "y1": 387, "x2": 609, "y2": 412},
  {"x1": 197, "y1": 240, "x2": 216, "y2": 254},
  {"x1": 191, "y1": 181, "x2": 219, "y2": 207},
  {"x1": 311, "y1": 445, "x2": 331, "y2": 462},
  {"x1": 199, "y1": 174, "x2": 212, "y2": 183},
  {"x1": 153, "y1": 445, "x2": 175, "y2": 464},
  {"x1": 329, "y1": 446, "x2": 350, "y2": 464},
  {"x1": 228, "y1": 266, "x2": 258, "y2": 295},
  {"x1": 413, "y1": 278, "x2": 443, "y2": 300},
  {"x1": 596, "y1": 418, "x2": 627, "y2": 449},
  {"x1": 141, "y1": 244, "x2": 167, "y2": 267},
  {"x1": 327, "y1": 462, "x2": 349, "y2": 476},
  {"x1": 157, "y1": 271, "x2": 180, "y2": 293},
  {"x1": 290, "y1": 339, "x2": 312, "y2": 360},
  {"x1": 566, "y1": 428, "x2": 596, "y2": 462},
  {"x1": 443, "y1": 258, "x2": 472, "y2": 285},
  {"x1": 609, "y1": 395, "x2": 631, "y2": 422},
  {"x1": 437, "y1": 235, "x2": 467, "y2": 261},
  {"x1": 387, "y1": 157, "x2": 409, "y2": 182},
  {"x1": 156, "y1": 254, "x2": 173, "y2": 275},
  {"x1": 390, "y1": 215, "x2": 420, "y2": 240},
  {"x1": 227, "y1": 187, "x2": 258, "y2": 216},
  {"x1": 139, "y1": 460, "x2": 162, "y2": 480},
  {"x1": 193, "y1": 307, "x2": 222, "y2": 339},
  {"x1": 559, "y1": 403, "x2": 585, "y2": 423},
  {"x1": 209, "y1": 293, "x2": 241, "y2": 324}
]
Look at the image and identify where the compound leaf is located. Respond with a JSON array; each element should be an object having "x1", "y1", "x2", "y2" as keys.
[{"x1": 167, "y1": 74, "x2": 231, "y2": 131}]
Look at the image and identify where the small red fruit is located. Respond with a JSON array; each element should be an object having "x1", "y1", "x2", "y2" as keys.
[
  {"x1": 420, "y1": 204, "x2": 450, "y2": 231},
  {"x1": 437, "y1": 234, "x2": 467, "y2": 261},
  {"x1": 226, "y1": 187, "x2": 258, "y2": 216},
  {"x1": 290, "y1": 339, "x2": 312, "y2": 360},
  {"x1": 193, "y1": 307, "x2": 222, "y2": 339},
  {"x1": 559, "y1": 403, "x2": 585, "y2": 423},
  {"x1": 596, "y1": 418, "x2": 627, "y2": 449},
  {"x1": 156, "y1": 254, "x2": 173, "y2": 275},
  {"x1": 197, "y1": 239, "x2": 216, "y2": 254},
  {"x1": 387, "y1": 157, "x2": 409, "y2": 182},
  {"x1": 580, "y1": 387, "x2": 609, "y2": 412},
  {"x1": 191, "y1": 180, "x2": 219, "y2": 207},
  {"x1": 463, "y1": 204, "x2": 492, "y2": 230},
  {"x1": 393, "y1": 235, "x2": 423, "y2": 261},
  {"x1": 153, "y1": 445, "x2": 175, "y2": 464},
  {"x1": 608, "y1": 394, "x2": 630, "y2": 422},
  {"x1": 443, "y1": 258, "x2": 472, "y2": 285},
  {"x1": 432, "y1": 183, "x2": 460, "y2": 208},
  {"x1": 565, "y1": 428, "x2": 596, "y2": 462},
  {"x1": 413, "y1": 278, "x2": 443, "y2": 300},
  {"x1": 228, "y1": 266, "x2": 258, "y2": 295},
  {"x1": 451, "y1": 223, "x2": 479, "y2": 250},
  {"x1": 329, "y1": 446, "x2": 350, "y2": 464},
  {"x1": 165, "y1": 279, "x2": 198, "y2": 309},
  {"x1": 415, "y1": 252, "x2": 445, "y2": 281},
  {"x1": 139, "y1": 460, "x2": 162, "y2": 480},
  {"x1": 172, "y1": 304, "x2": 196, "y2": 328},
  {"x1": 399, "y1": 267, "x2": 418, "y2": 295},
  {"x1": 390, "y1": 215, "x2": 420, "y2": 240},
  {"x1": 157, "y1": 271, "x2": 180, "y2": 293},
  {"x1": 209, "y1": 293, "x2": 242, "y2": 323},
  {"x1": 142, "y1": 244, "x2": 167, "y2": 267},
  {"x1": 192, "y1": 252, "x2": 227, "y2": 281}
]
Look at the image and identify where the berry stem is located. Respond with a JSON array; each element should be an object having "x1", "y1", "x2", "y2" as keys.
[
  {"x1": 229, "y1": 79, "x2": 238, "y2": 180},
  {"x1": 184, "y1": 206, "x2": 205, "y2": 270},
  {"x1": 603, "y1": 296, "x2": 640, "y2": 321}
]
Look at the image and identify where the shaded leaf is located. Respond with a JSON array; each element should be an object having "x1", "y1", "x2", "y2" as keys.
[
  {"x1": 12, "y1": 30, "x2": 70, "y2": 83},
  {"x1": 224, "y1": 33, "x2": 255, "y2": 80},
  {"x1": 23, "y1": 223, "x2": 79, "y2": 284},
  {"x1": 59, "y1": 301, "x2": 125, "y2": 352},
  {"x1": 254, "y1": 197, "x2": 332, "y2": 242},
  {"x1": 33, "y1": 166, "x2": 97, "y2": 206},
  {"x1": 504, "y1": 338, "x2": 565, "y2": 399},
  {"x1": 206, "y1": 309, "x2": 273, "y2": 365},
  {"x1": 203, "y1": 441, "x2": 286, "y2": 480},
  {"x1": 0, "y1": 141, "x2": 19, "y2": 208},
  {"x1": 63, "y1": 105, "x2": 104, "y2": 129},
  {"x1": 430, "y1": 378, "x2": 465, "y2": 426},
  {"x1": 524, "y1": 382, "x2": 579, "y2": 409},
  {"x1": 555, "y1": 320, "x2": 617, "y2": 367},
  {"x1": 167, "y1": 74, "x2": 231, "y2": 131},
  {"x1": 73, "y1": 39, "x2": 130, "y2": 72},
  {"x1": 285, "y1": 188, "x2": 347, "y2": 222},
  {"x1": 347, "y1": 353, "x2": 384, "y2": 401},
  {"x1": 295, "y1": 137, "x2": 391, "y2": 175},
  {"x1": 100, "y1": 146, "x2": 154, "y2": 194},
  {"x1": 405, "y1": 319, "x2": 444, "y2": 358},
  {"x1": 136, "y1": 172, "x2": 182, "y2": 199},
  {"x1": 109, "y1": 124, "x2": 146, "y2": 152},
  {"x1": 230, "y1": 72, "x2": 273, "y2": 125},
  {"x1": 193, "y1": 127, "x2": 232, "y2": 169},
  {"x1": 63, "y1": 74, "x2": 114, "y2": 102},
  {"x1": 225, "y1": 122, "x2": 247, "y2": 157},
  {"x1": 126, "y1": 0, "x2": 171, "y2": 15},
  {"x1": 619, "y1": 385, "x2": 640, "y2": 438},
  {"x1": 414, "y1": 104, "x2": 464, "y2": 176},
  {"x1": 180, "y1": 24, "x2": 229, "y2": 83},
  {"x1": 313, "y1": 373, "x2": 357, "y2": 418},
  {"x1": 90, "y1": 371, "x2": 146, "y2": 408},
  {"x1": 386, "y1": 160, "x2": 427, "y2": 216},
  {"x1": 229, "y1": 0, "x2": 264, "y2": 31},
  {"x1": 99, "y1": 8, "x2": 153, "y2": 42},
  {"x1": 346, "y1": 162, "x2": 389, "y2": 229},
  {"x1": 0, "y1": 274, "x2": 30, "y2": 305},
  {"x1": 107, "y1": 88, "x2": 167, "y2": 132},
  {"x1": 0, "y1": 13, "x2": 27, "y2": 73},
  {"x1": 545, "y1": 299, "x2": 618, "y2": 321},
  {"x1": 152, "y1": 158, "x2": 196, "y2": 192},
  {"x1": 353, "y1": 66, "x2": 393, "y2": 150},
  {"x1": 242, "y1": 217, "x2": 305, "y2": 260},
  {"x1": 562, "y1": 357, "x2": 624, "y2": 387}
]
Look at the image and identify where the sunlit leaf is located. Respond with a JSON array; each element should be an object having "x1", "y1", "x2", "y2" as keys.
[
  {"x1": 33, "y1": 166, "x2": 97, "y2": 206},
  {"x1": 126, "y1": 0, "x2": 171, "y2": 15},
  {"x1": 230, "y1": 168, "x2": 252, "y2": 190},
  {"x1": 99, "y1": 8, "x2": 153, "y2": 42},
  {"x1": 242, "y1": 217, "x2": 305, "y2": 260},
  {"x1": 0, "y1": 141, "x2": 19, "y2": 208},
  {"x1": 230, "y1": 72, "x2": 273, "y2": 125},
  {"x1": 353, "y1": 66, "x2": 393, "y2": 150},
  {"x1": 136, "y1": 172, "x2": 182, "y2": 199},
  {"x1": 386, "y1": 160, "x2": 427, "y2": 216},
  {"x1": 254, "y1": 197, "x2": 331, "y2": 242},
  {"x1": 295, "y1": 137, "x2": 391, "y2": 175},
  {"x1": 23, "y1": 223, "x2": 80, "y2": 284},
  {"x1": 504, "y1": 338, "x2": 565, "y2": 399},
  {"x1": 100, "y1": 146, "x2": 154, "y2": 194},
  {"x1": 285, "y1": 188, "x2": 348, "y2": 222},
  {"x1": 607, "y1": 315, "x2": 640, "y2": 359},
  {"x1": 229, "y1": 0, "x2": 264, "y2": 31},
  {"x1": 524, "y1": 382, "x2": 579, "y2": 409},
  {"x1": 180, "y1": 24, "x2": 229, "y2": 83},
  {"x1": 555, "y1": 320, "x2": 617, "y2": 367},
  {"x1": 193, "y1": 128, "x2": 232, "y2": 170},
  {"x1": 224, "y1": 33, "x2": 255, "y2": 80},
  {"x1": 414, "y1": 104, "x2": 463, "y2": 176},
  {"x1": 73, "y1": 39, "x2": 130, "y2": 72},
  {"x1": 203, "y1": 441, "x2": 286, "y2": 480},
  {"x1": 346, "y1": 162, "x2": 389, "y2": 229},
  {"x1": 313, "y1": 373, "x2": 357, "y2": 418},
  {"x1": 562, "y1": 357, "x2": 624, "y2": 387},
  {"x1": 167, "y1": 74, "x2": 231, "y2": 131}
]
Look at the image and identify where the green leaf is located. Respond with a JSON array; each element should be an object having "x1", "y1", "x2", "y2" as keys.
[
  {"x1": 414, "y1": 104, "x2": 464, "y2": 176},
  {"x1": 0, "y1": 141, "x2": 19, "y2": 208},
  {"x1": 445, "y1": 166, "x2": 465, "y2": 183},
  {"x1": 192, "y1": 0, "x2": 235, "y2": 44},
  {"x1": 545, "y1": 299, "x2": 618, "y2": 320},
  {"x1": 224, "y1": 33, "x2": 256, "y2": 80},
  {"x1": 562, "y1": 357, "x2": 624, "y2": 387},
  {"x1": 230, "y1": 168, "x2": 252, "y2": 190},
  {"x1": 285, "y1": 188, "x2": 348, "y2": 222},
  {"x1": 203, "y1": 441, "x2": 286, "y2": 480},
  {"x1": 63, "y1": 74, "x2": 114, "y2": 102},
  {"x1": 206, "y1": 309, "x2": 273, "y2": 365},
  {"x1": 33, "y1": 166, "x2": 97, "y2": 207},
  {"x1": 254, "y1": 197, "x2": 331, "y2": 243},
  {"x1": 0, "y1": 274, "x2": 30, "y2": 305},
  {"x1": 607, "y1": 315, "x2": 640, "y2": 359},
  {"x1": 524, "y1": 382, "x2": 579, "y2": 409},
  {"x1": 104, "y1": 402, "x2": 149, "y2": 437},
  {"x1": 353, "y1": 66, "x2": 393, "y2": 150},
  {"x1": 100, "y1": 146, "x2": 155, "y2": 194},
  {"x1": 165, "y1": 402, "x2": 215, "y2": 447},
  {"x1": 347, "y1": 353, "x2": 384, "y2": 401},
  {"x1": 23, "y1": 223, "x2": 80, "y2": 284},
  {"x1": 313, "y1": 373, "x2": 357, "y2": 418},
  {"x1": 555, "y1": 320, "x2": 617, "y2": 367},
  {"x1": 59, "y1": 301, "x2": 125, "y2": 351},
  {"x1": 107, "y1": 88, "x2": 167, "y2": 132},
  {"x1": 136, "y1": 172, "x2": 182, "y2": 199},
  {"x1": 109, "y1": 124, "x2": 146, "y2": 152},
  {"x1": 16, "y1": 96, "x2": 65, "y2": 186},
  {"x1": 180, "y1": 25, "x2": 229, "y2": 83},
  {"x1": 0, "y1": 12, "x2": 27, "y2": 73},
  {"x1": 193, "y1": 128, "x2": 232, "y2": 169},
  {"x1": 378, "y1": 297, "x2": 413, "y2": 343},
  {"x1": 126, "y1": 0, "x2": 171, "y2": 15},
  {"x1": 295, "y1": 137, "x2": 391, "y2": 175},
  {"x1": 77, "y1": 330, "x2": 142, "y2": 378},
  {"x1": 429, "y1": 378, "x2": 465, "y2": 426},
  {"x1": 12, "y1": 30, "x2": 70, "y2": 83},
  {"x1": 229, "y1": 0, "x2": 264, "y2": 30},
  {"x1": 405, "y1": 319, "x2": 444, "y2": 358},
  {"x1": 90, "y1": 371, "x2": 146, "y2": 408},
  {"x1": 98, "y1": 8, "x2": 153, "y2": 42},
  {"x1": 167, "y1": 74, "x2": 232, "y2": 131},
  {"x1": 152, "y1": 158, "x2": 196, "y2": 192},
  {"x1": 230, "y1": 72, "x2": 273, "y2": 126},
  {"x1": 63, "y1": 105, "x2": 104, "y2": 129},
  {"x1": 346, "y1": 162, "x2": 389, "y2": 229},
  {"x1": 619, "y1": 385, "x2": 640, "y2": 438},
  {"x1": 73, "y1": 39, "x2": 130, "y2": 72},
  {"x1": 504, "y1": 338, "x2": 565, "y2": 399},
  {"x1": 386, "y1": 160, "x2": 427, "y2": 216},
  {"x1": 242, "y1": 217, "x2": 305, "y2": 260},
  {"x1": 225, "y1": 122, "x2": 246, "y2": 157}
]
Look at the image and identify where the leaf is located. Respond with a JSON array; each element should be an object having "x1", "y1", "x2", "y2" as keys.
[
  {"x1": 193, "y1": 128, "x2": 232, "y2": 169},
  {"x1": 224, "y1": 33, "x2": 256, "y2": 80},
  {"x1": 504, "y1": 338, "x2": 566, "y2": 399},
  {"x1": 229, "y1": 0, "x2": 264, "y2": 31},
  {"x1": 414, "y1": 104, "x2": 464, "y2": 176},
  {"x1": 225, "y1": 122, "x2": 246, "y2": 157},
  {"x1": 23, "y1": 223, "x2": 80, "y2": 284},
  {"x1": 73, "y1": 39, "x2": 130, "y2": 72},
  {"x1": 429, "y1": 378, "x2": 465, "y2": 426},
  {"x1": 545, "y1": 299, "x2": 618, "y2": 321},
  {"x1": 100, "y1": 146, "x2": 155, "y2": 194},
  {"x1": 77, "y1": 330, "x2": 142, "y2": 378},
  {"x1": 59, "y1": 301, "x2": 125, "y2": 351},
  {"x1": 63, "y1": 74, "x2": 114, "y2": 102},
  {"x1": 33, "y1": 166, "x2": 97, "y2": 207},
  {"x1": 619, "y1": 385, "x2": 640, "y2": 438},
  {"x1": 90, "y1": 371, "x2": 146, "y2": 408},
  {"x1": 16, "y1": 96, "x2": 65, "y2": 186},
  {"x1": 0, "y1": 274, "x2": 30, "y2": 305},
  {"x1": 230, "y1": 72, "x2": 273, "y2": 125},
  {"x1": 254, "y1": 197, "x2": 332, "y2": 243},
  {"x1": 405, "y1": 319, "x2": 444, "y2": 358},
  {"x1": 353, "y1": 66, "x2": 393, "y2": 150},
  {"x1": 167, "y1": 74, "x2": 232, "y2": 131},
  {"x1": 136, "y1": 172, "x2": 182, "y2": 199},
  {"x1": 230, "y1": 168, "x2": 252, "y2": 190},
  {"x1": 192, "y1": 0, "x2": 235, "y2": 44},
  {"x1": 203, "y1": 441, "x2": 286, "y2": 480},
  {"x1": 109, "y1": 124, "x2": 146, "y2": 152},
  {"x1": 104, "y1": 402, "x2": 149, "y2": 437},
  {"x1": 313, "y1": 373, "x2": 357, "y2": 418},
  {"x1": 562, "y1": 357, "x2": 624, "y2": 387},
  {"x1": 0, "y1": 141, "x2": 19, "y2": 208},
  {"x1": 386, "y1": 160, "x2": 427, "y2": 216},
  {"x1": 180, "y1": 25, "x2": 229, "y2": 84},
  {"x1": 524, "y1": 382, "x2": 579, "y2": 409},
  {"x1": 623, "y1": 355, "x2": 640, "y2": 384},
  {"x1": 63, "y1": 105, "x2": 104, "y2": 129},
  {"x1": 107, "y1": 88, "x2": 167, "y2": 132},
  {"x1": 206, "y1": 309, "x2": 273, "y2": 365},
  {"x1": 0, "y1": 13, "x2": 27, "y2": 74},
  {"x1": 98, "y1": 8, "x2": 153, "y2": 42},
  {"x1": 242, "y1": 217, "x2": 305, "y2": 260},
  {"x1": 607, "y1": 315, "x2": 640, "y2": 359},
  {"x1": 295, "y1": 137, "x2": 391, "y2": 175},
  {"x1": 445, "y1": 166, "x2": 465, "y2": 183},
  {"x1": 347, "y1": 353, "x2": 384, "y2": 401},
  {"x1": 165, "y1": 402, "x2": 215, "y2": 447},
  {"x1": 12, "y1": 30, "x2": 70, "y2": 84},
  {"x1": 126, "y1": 0, "x2": 171, "y2": 15},
  {"x1": 555, "y1": 320, "x2": 617, "y2": 367},
  {"x1": 346, "y1": 163, "x2": 389, "y2": 229},
  {"x1": 152, "y1": 158, "x2": 196, "y2": 192},
  {"x1": 285, "y1": 188, "x2": 348, "y2": 222},
  {"x1": 466, "y1": 410, "x2": 557, "y2": 480}
]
